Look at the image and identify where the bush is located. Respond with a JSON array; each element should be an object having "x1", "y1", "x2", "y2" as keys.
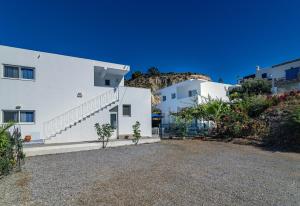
[
  {"x1": 95, "y1": 123, "x2": 114, "y2": 148},
  {"x1": 131, "y1": 71, "x2": 143, "y2": 80},
  {"x1": 147, "y1": 67, "x2": 160, "y2": 76},
  {"x1": 241, "y1": 96, "x2": 272, "y2": 118},
  {"x1": 0, "y1": 123, "x2": 25, "y2": 176},
  {"x1": 132, "y1": 121, "x2": 141, "y2": 145},
  {"x1": 260, "y1": 100, "x2": 300, "y2": 147},
  {"x1": 229, "y1": 79, "x2": 271, "y2": 100}
]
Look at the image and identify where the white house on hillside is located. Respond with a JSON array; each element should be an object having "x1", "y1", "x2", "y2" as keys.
[
  {"x1": 0, "y1": 45, "x2": 152, "y2": 144},
  {"x1": 157, "y1": 79, "x2": 232, "y2": 124},
  {"x1": 256, "y1": 58, "x2": 300, "y2": 80},
  {"x1": 240, "y1": 58, "x2": 300, "y2": 93}
]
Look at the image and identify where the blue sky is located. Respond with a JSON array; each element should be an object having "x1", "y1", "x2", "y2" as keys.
[{"x1": 0, "y1": 0, "x2": 300, "y2": 84}]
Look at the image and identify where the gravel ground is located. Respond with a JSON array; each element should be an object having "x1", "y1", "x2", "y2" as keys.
[{"x1": 0, "y1": 140, "x2": 299, "y2": 206}]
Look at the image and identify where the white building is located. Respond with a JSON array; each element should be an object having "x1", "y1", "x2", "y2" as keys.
[
  {"x1": 0, "y1": 45, "x2": 152, "y2": 144},
  {"x1": 240, "y1": 58, "x2": 300, "y2": 93},
  {"x1": 256, "y1": 58, "x2": 300, "y2": 80},
  {"x1": 156, "y1": 79, "x2": 232, "y2": 124}
]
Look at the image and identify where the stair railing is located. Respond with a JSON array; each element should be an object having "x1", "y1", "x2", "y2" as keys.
[{"x1": 43, "y1": 87, "x2": 119, "y2": 139}]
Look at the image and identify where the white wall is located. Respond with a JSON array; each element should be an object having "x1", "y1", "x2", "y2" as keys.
[
  {"x1": 256, "y1": 60, "x2": 300, "y2": 79},
  {"x1": 199, "y1": 81, "x2": 230, "y2": 103},
  {"x1": 0, "y1": 45, "x2": 151, "y2": 143},
  {"x1": 157, "y1": 80, "x2": 199, "y2": 124},
  {"x1": 157, "y1": 79, "x2": 231, "y2": 124},
  {"x1": 118, "y1": 87, "x2": 152, "y2": 137},
  {"x1": 46, "y1": 87, "x2": 152, "y2": 144}
]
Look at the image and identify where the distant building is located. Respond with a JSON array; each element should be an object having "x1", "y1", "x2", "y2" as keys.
[
  {"x1": 238, "y1": 74, "x2": 255, "y2": 84},
  {"x1": 240, "y1": 58, "x2": 300, "y2": 93},
  {"x1": 156, "y1": 79, "x2": 232, "y2": 124},
  {"x1": 256, "y1": 58, "x2": 300, "y2": 80}
]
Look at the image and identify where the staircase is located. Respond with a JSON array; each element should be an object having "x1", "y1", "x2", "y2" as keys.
[{"x1": 43, "y1": 88, "x2": 119, "y2": 139}]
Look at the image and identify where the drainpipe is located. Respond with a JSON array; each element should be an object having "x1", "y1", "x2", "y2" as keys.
[{"x1": 117, "y1": 87, "x2": 120, "y2": 139}]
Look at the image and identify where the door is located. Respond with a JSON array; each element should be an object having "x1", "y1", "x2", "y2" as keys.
[{"x1": 110, "y1": 112, "x2": 118, "y2": 139}]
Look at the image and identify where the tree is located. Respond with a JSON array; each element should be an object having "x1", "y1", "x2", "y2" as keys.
[
  {"x1": 94, "y1": 123, "x2": 114, "y2": 148},
  {"x1": 147, "y1": 67, "x2": 160, "y2": 76},
  {"x1": 229, "y1": 79, "x2": 271, "y2": 100},
  {"x1": 218, "y1": 78, "x2": 224, "y2": 83},
  {"x1": 132, "y1": 121, "x2": 141, "y2": 145},
  {"x1": 131, "y1": 71, "x2": 143, "y2": 80}
]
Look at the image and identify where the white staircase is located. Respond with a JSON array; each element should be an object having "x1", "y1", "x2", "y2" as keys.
[{"x1": 43, "y1": 88, "x2": 119, "y2": 139}]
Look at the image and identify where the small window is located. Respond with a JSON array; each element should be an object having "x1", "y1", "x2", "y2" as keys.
[
  {"x1": 3, "y1": 111, "x2": 19, "y2": 123},
  {"x1": 162, "y1": 96, "x2": 166, "y2": 101},
  {"x1": 262, "y1": 73, "x2": 267, "y2": 78},
  {"x1": 21, "y1": 67, "x2": 34, "y2": 79},
  {"x1": 123, "y1": 105, "x2": 131, "y2": 116},
  {"x1": 105, "y1": 79, "x2": 110, "y2": 86},
  {"x1": 171, "y1": 93, "x2": 176, "y2": 99},
  {"x1": 188, "y1": 90, "x2": 197, "y2": 97},
  {"x1": 20, "y1": 111, "x2": 35, "y2": 123},
  {"x1": 4, "y1": 65, "x2": 19, "y2": 78}
]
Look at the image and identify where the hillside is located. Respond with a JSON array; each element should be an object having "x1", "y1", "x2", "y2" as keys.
[{"x1": 125, "y1": 71, "x2": 211, "y2": 105}]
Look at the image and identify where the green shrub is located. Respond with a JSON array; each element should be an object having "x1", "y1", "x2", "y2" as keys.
[
  {"x1": 261, "y1": 102, "x2": 300, "y2": 147},
  {"x1": 0, "y1": 123, "x2": 25, "y2": 176},
  {"x1": 243, "y1": 96, "x2": 272, "y2": 118},
  {"x1": 95, "y1": 123, "x2": 114, "y2": 148},
  {"x1": 229, "y1": 79, "x2": 271, "y2": 100},
  {"x1": 132, "y1": 121, "x2": 141, "y2": 145}
]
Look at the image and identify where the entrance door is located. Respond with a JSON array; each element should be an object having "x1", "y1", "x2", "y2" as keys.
[{"x1": 110, "y1": 112, "x2": 118, "y2": 139}]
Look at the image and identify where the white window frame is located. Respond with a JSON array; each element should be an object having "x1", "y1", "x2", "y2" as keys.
[
  {"x1": 2, "y1": 110, "x2": 35, "y2": 124},
  {"x1": 2, "y1": 64, "x2": 36, "y2": 81}
]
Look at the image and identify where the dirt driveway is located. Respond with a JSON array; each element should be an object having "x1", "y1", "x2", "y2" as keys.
[{"x1": 1, "y1": 140, "x2": 299, "y2": 206}]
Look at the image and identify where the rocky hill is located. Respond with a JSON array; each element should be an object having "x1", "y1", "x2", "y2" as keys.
[{"x1": 125, "y1": 71, "x2": 211, "y2": 105}]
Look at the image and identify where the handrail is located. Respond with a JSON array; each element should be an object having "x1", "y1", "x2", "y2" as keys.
[{"x1": 43, "y1": 88, "x2": 119, "y2": 139}]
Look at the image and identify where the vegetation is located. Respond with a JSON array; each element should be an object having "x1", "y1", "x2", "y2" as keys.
[
  {"x1": 0, "y1": 123, "x2": 25, "y2": 176},
  {"x1": 147, "y1": 67, "x2": 160, "y2": 76},
  {"x1": 131, "y1": 71, "x2": 143, "y2": 80},
  {"x1": 132, "y1": 121, "x2": 142, "y2": 145},
  {"x1": 229, "y1": 79, "x2": 271, "y2": 100},
  {"x1": 172, "y1": 79, "x2": 300, "y2": 149},
  {"x1": 94, "y1": 123, "x2": 114, "y2": 148}
]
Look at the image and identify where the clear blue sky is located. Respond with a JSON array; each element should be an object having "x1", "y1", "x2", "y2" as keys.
[{"x1": 1, "y1": 0, "x2": 300, "y2": 84}]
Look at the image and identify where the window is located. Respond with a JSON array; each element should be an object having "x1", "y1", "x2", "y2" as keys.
[
  {"x1": 3, "y1": 111, "x2": 19, "y2": 122},
  {"x1": 3, "y1": 110, "x2": 35, "y2": 123},
  {"x1": 20, "y1": 111, "x2": 35, "y2": 122},
  {"x1": 3, "y1": 65, "x2": 35, "y2": 80},
  {"x1": 262, "y1": 73, "x2": 267, "y2": 78},
  {"x1": 4, "y1": 65, "x2": 19, "y2": 78},
  {"x1": 162, "y1": 96, "x2": 166, "y2": 101},
  {"x1": 105, "y1": 79, "x2": 110, "y2": 86},
  {"x1": 188, "y1": 90, "x2": 197, "y2": 97},
  {"x1": 21, "y1": 67, "x2": 34, "y2": 79},
  {"x1": 171, "y1": 93, "x2": 176, "y2": 99},
  {"x1": 123, "y1": 105, "x2": 131, "y2": 116}
]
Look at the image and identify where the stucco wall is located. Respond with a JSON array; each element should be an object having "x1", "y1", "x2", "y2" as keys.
[
  {"x1": 256, "y1": 60, "x2": 300, "y2": 79},
  {"x1": 157, "y1": 80, "x2": 231, "y2": 124},
  {"x1": 199, "y1": 81, "x2": 230, "y2": 102}
]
